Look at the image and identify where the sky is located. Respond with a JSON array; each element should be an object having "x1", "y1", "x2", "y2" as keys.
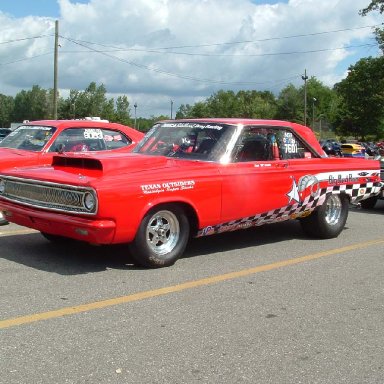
[{"x1": 0, "y1": 0, "x2": 382, "y2": 118}]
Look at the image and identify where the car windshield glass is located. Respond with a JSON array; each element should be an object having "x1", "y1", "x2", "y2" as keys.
[
  {"x1": 0, "y1": 125, "x2": 56, "y2": 152},
  {"x1": 133, "y1": 122, "x2": 236, "y2": 161}
]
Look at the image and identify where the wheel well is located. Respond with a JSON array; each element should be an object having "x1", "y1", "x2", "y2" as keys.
[
  {"x1": 145, "y1": 202, "x2": 199, "y2": 237},
  {"x1": 339, "y1": 191, "x2": 350, "y2": 203}
]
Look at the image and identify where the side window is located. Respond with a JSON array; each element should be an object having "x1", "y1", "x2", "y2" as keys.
[
  {"x1": 102, "y1": 129, "x2": 131, "y2": 150},
  {"x1": 276, "y1": 129, "x2": 312, "y2": 159},
  {"x1": 233, "y1": 127, "x2": 275, "y2": 162}
]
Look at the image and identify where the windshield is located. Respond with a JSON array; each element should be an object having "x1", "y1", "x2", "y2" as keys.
[
  {"x1": 0, "y1": 125, "x2": 55, "y2": 152},
  {"x1": 133, "y1": 122, "x2": 235, "y2": 161}
]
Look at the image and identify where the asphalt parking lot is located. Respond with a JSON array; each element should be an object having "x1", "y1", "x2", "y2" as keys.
[{"x1": 1, "y1": 201, "x2": 384, "y2": 384}]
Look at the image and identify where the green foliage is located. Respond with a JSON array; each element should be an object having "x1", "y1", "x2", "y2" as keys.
[
  {"x1": 360, "y1": 0, "x2": 384, "y2": 53},
  {"x1": 334, "y1": 56, "x2": 384, "y2": 140},
  {"x1": 176, "y1": 89, "x2": 277, "y2": 119},
  {"x1": 0, "y1": 94, "x2": 14, "y2": 127},
  {"x1": 13, "y1": 85, "x2": 50, "y2": 122},
  {"x1": 360, "y1": 0, "x2": 384, "y2": 16},
  {"x1": 1, "y1": 70, "x2": 384, "y2": 140}
]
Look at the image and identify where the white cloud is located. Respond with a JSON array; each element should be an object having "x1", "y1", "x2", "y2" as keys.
[{"x1": 0, "y1": 0, "x2": 381, "y2": 117}]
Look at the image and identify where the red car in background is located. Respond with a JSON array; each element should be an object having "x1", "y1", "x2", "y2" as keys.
[
  {"x1": 0, "y1": 118, "x2": 143, "y2": 224},
  {"x1": 0, "y1": 118, "x2": 381, "y2": 267}
]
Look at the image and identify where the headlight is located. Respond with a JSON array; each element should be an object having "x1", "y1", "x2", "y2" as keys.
[
  {"x1": 83, "y1": 192, "x2": 96, "y2": 212},
  {"x1": 0, "y1": 179, "x2": 5, "y2": 194}
]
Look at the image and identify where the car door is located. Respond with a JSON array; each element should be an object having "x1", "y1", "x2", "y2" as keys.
[{"x1": 219, "y1": 126, "x2": 313, "y2": 224}]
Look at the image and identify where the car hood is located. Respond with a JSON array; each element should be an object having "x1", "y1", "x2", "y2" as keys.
[
  {"x1": 0, "y1": 148, "x2": 36, "y2": 158},
  {"x1": 0, "y1": 152, "x2": 182, "y2": 185}
]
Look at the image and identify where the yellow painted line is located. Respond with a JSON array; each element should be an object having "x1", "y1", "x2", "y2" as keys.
[
  {"x1": 0, "y1": 228, "x2": 37, "y2": 237},
  {"x1": 1, "y1": 238, "x2": 384, "y2": 330}
]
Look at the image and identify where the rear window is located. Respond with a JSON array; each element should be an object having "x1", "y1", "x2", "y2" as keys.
[{"x1": 48, "y1": 128, "x2": 131, "y2": 152}]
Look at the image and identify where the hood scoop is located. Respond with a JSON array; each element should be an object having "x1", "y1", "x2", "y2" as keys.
[
  {"x1": 51, "y1": 153, "x2": 169, "y2": 173},
  {"x1": 52, "y1": 156, "x2": 103, "y2": 170}
]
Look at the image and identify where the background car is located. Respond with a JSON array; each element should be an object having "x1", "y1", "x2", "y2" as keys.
[
  {"x1": 0, "y1": 118, "x2": 144, "y2": 225},
  {"x1": 340, "y1": 142, "x2": 366, "y2": 158},
  {"x1": 0, "y1": 128, "x2": 12, "y2": 141},
  {"x1": 319, "y1": 138, "x2": 342, "y2": 157},
  {"x1": 360, "y1": 156, "x2": 384, "y2": 209}
]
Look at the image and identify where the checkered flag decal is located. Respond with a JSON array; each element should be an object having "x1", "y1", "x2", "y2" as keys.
[{"x1": 197, "y1": 181, "x2": 380, "y2": 237}]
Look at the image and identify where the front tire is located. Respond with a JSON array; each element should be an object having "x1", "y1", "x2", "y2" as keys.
[
  {"x1": 300, "y1": 193, "x2": 349, "y2": 239},
  {"x1": 129, "y1": 204, "x2": 190, "y2": 268},
  {"x1": 0, "y1": 211, "x2": 9, "y2": 226}
]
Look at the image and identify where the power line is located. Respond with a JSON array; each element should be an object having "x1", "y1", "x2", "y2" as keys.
[
  {"x1": 0, "y1": 51, "x2": 53, "y2": 66},
  {"x1": 58, "y1": 42, "x2": 377, "y2": 57},
  {"x1": 61, "y1": 24, "x2": 381, "y2": 51},
  {"x1": 61, "y1": 36, "x2": 273, "y2": 85},
  {"x1": 0, "y1": 34, "x2": 53, "y2": 45}
]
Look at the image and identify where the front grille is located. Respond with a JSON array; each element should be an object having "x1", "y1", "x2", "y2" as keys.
[{"x1": 0, "y1": 176, "x2": 97, "y2": 214}]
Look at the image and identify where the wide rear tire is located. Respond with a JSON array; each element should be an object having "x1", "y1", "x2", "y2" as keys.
[
  {"x1": 300, "y1": 193, "x2": 349, "y2": 239},
  {"x1": 129, "y1": 204, "x2": 190, "y2": 268}
]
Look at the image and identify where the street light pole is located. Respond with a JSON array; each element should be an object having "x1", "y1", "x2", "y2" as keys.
[
  {"x1": 312, "y1": 97, "x2": 317, "y2": 130},
  {"x1": 301, "y1": 69, "x2": 308, "y2": 126},
  {"x1": 170, "y1": 99, "x2": 173, "y2": 119},
  {"x1": 134, "y1": 103, "x2": 137, "y2": 128}
]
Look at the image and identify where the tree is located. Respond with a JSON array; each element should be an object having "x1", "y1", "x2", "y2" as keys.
[
  {"x1": 360, "y1": 0, "x2": 384, "y2": 15},
  {"x1": 205, "y1": 90, "x2": 238, "y2": 117},
  {"x1": 13, "y1": 85, "x2": 49, "y2": 122},
  {"x1": 275, "y1": 84, "x2": 303, "y2": 122},
  {"x1": 0, "y1": 94, "x2": 14, "y2": 127},
  {"x1": 115, "y1": 96, "x2": 131, "y2": 125},
  {"x1": 334, "y1": 56, "x2": 384, "y2": 139},
  {"x1": 71, "y1": 82, "x2": 108, "y2": 118},
  {"x1": 360, "y1": 0, "x2": 384, "y2": 53},
  {"x1": 175, "y1": 104, "x2": 193, "y2": 119},
  {"x1": 236, "y1": 90, "x2": 277, "y2": 118}
]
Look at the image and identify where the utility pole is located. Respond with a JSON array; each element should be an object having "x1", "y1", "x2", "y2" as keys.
[
  {"x1": 53, "y1": 20, "x2": 59, "y2": 119},
  {"x1": 170, "y1": 99, "x2": 173, "y2": 119},
  {"x1": 301, "y1": 69, "x2": 308, "y2": 126}
]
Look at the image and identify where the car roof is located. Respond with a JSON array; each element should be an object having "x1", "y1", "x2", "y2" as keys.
[{"x1": 23, "y1": 119, "x2": 129, "y2": 129}]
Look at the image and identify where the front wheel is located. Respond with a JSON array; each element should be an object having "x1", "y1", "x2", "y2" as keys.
[
  {"x1": 0, "y1": 211, "x2": 9, "y2": 226},
  {"x1": 129, "y1": 204, "x2": 190, "y2": 268},
  {"x1": 300, "y1": 193, "x2": 349, "y2": 239}
]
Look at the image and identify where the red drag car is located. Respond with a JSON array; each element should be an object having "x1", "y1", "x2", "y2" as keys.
[
  {"x1": 0, "y1": 118, "x2": 381, "y2": 268},
  {"x1": 0, "y1": 118, "x2": 143, "y2": 225}
]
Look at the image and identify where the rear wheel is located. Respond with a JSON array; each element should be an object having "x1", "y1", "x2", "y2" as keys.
[
  {"x1": 360, "y1": 196, "x2": 378, "y2": 209},
  {"x1": 129, "y1": 204, "x2": 190, "y2": 268},
  {"x1": 300, "y1": 193, "x2": 349, "y2": 238}
]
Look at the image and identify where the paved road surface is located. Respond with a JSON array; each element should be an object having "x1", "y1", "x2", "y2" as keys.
[{"x1": 1, "y1": 202, "x2": 384, "y2": 384}]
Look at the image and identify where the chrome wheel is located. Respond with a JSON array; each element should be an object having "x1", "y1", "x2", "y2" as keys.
[
  {"x1": 300, "y1": 193, "x2": 348, "y2": 239},
  {"x1": 146, "y1": 210, "x2": 180, "y2": 256},
  {"x1": 0, "y1": 211, "x2": 9, "y2": 226},
  {"x1": 325, "y1": 194, "x2": 342, "y2": 225},
  {"x1": 130, "y1": 204, "x2": 190, "y2": 268}
]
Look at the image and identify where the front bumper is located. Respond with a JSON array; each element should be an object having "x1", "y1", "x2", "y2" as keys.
[{"x1": 1, "y1": 201, "x2": 116, "y2": 244}]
